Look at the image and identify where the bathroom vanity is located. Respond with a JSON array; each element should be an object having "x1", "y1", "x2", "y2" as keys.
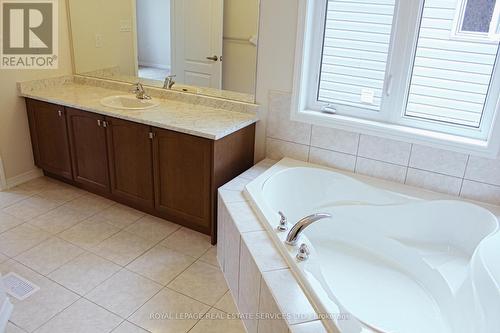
[{"x1": 20, "y1": 78, "x2": 257, "y2": 244}]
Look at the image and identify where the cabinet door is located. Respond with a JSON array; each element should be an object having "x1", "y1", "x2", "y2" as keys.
[
  {"x1": 66, "y1": 108, "x2": 110, "y2": 192},
  {"x1": 106, "y1": 117, "x2": 154, "y2": 209},
  {"x1": 25, "y1": 99, "x2": 72, "y2": 180},
  {"x1": 153, "y1": 128, "x2": 212, "y2": 232}
]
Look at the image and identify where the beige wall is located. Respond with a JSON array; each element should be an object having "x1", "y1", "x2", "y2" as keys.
[
  {"x1": 0, "y1": 0, "x2": 73, "y2": 185},
  {"x1": 254, "y1": 0, "x2": 299, "y2": 160},
  {"x1": 69, "y1": 0, "x2": 137, "y2": 75}
]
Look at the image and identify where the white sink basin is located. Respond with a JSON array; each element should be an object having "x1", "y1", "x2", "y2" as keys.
[{"x1": 100, "y1": 95, "x2": 160, "y2": 110}]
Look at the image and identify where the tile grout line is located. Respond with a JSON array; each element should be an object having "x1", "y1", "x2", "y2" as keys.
[
  {"x1": 46, "y1": 208, "x2": 161, "y2": 266},
  {"x1": 265, "y1": 136, "x2": 500, "y2": 202},
  {"x1": 5, "y1": 242, "x2": 88, "y2": 332},
  {"x1": 5, "y1": 321, "x2": 27, "y2": 333},
  {"x1": 110, "y1": 320, "x2": 153, "y2": 333},
  {"x1": 353, "y1": 135, "x2": 362, "y2": 172},
  {"x1": 86, "y1": 251, "x2": 214, "y2": 330},
  {"x1": 0, "y1": 180, "x2": 52, "y2": 210},
  {"x1": 1, "y1": 182, "x2": 90, "y2": 225},
  {"x1": 404, "y1": 144, "x2": 414, "y2": 184},
  {"x1": 28, "y1": 289, "x2": 83, "y2": 332},
  {"x1": 306, "y1": 125, "x2": 313, "y2": 162},
  {"x1": 459, "y1": 154, "x2": 471, "y2": 197},
  {"x1": 123, "y1": 244, "x2": 218, "y2": 323},
  {"x1": 6, "y1": 226, "x2": 189, "y2": 329},
  {"x1": 6, "y1": 218, "x2": 191, "y2": 294},
  {"x1": 163, "y1": 284, "x2": 219, "y2": 310},
  {"x1": 267, "y1": 136, "x2": 493, "y2": 183},
  {"x1": 1, "y1": 189, "x2": 111, "y2": 248},
  {"x1": 2, "y1": 177, "x2": 230, "y2": 332},
  {"x1": 48, "y1": 224, "x2": 185, "y2": 295},
  {"x1": 255, "y1": 273, "x2": 263, "y2": 331},
  {"x1": 108, "y1": 319, "x2": 128, "y2": 333},
  {"x1": 11, "y1": 230, "x2": 211, "y2": 332}
]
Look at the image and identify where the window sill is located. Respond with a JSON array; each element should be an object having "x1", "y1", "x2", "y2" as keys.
[{"x1": 291, "y1": 109, "x2": 500, "y2": 158}]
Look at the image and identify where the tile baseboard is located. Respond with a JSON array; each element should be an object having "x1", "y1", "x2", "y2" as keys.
[{"x1": 5, "y1": 168, "x2": 43, "y2": 190}]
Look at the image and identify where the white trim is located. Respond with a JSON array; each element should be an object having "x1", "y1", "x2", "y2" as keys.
[
  {"x1": 291, "y1": 0, "x2": 500, "y2": 158},
  {"x1": 451, "y1": 0, "x2": 500, "y2": 43},
  {"x1": 290, "y1": 0, "x2": 316, "y2": 126},
  {"x1": 138, "y1": 62, "x2": 171, "y2": 70},
  {"x1": 490, "y1": 0, "x2": 500, "y2": 41},
  {"x1": 0, "y1": 297, "x2": 13, "y2": 332},
  {"x1": 0, "y1": 157, "x2": 6, "y2": 191},
  {"x1": 5, "y1": 168, "x2": 43, "y2": 190},
  {"x1": 131, "y1": 0, "x2": 139, "y2": 76},
  {"x1": 293, "y1": 110, "x2": 500, "y2": 157}
]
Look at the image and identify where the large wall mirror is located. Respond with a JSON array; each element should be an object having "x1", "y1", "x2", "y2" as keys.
[{"x1": 67, "y1": 0, "x2": 259, "y2": 103}]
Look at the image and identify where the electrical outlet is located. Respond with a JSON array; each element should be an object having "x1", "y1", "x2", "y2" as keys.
[
  {"x1": 95, "y1": 34, "x2": 103, "y2": 48},
  {"x1": 120, "y1": 19, "x2": 132, "y2": 32}
]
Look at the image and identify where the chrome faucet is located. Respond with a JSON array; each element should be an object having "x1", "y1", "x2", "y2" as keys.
[
  {"x1": 163, "y1": 75, "x2": 176, "y2": 89},
  {"x1": 132, "y1": 83, "x2": 151, "y2": 100},
  {"x1": 285, "y1": 213, "x2": 332, "y2": 246}
]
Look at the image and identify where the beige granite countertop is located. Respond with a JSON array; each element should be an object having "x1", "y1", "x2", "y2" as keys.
[{"x1": 19, "y1": 80, "x2": 258, "y2": 140}]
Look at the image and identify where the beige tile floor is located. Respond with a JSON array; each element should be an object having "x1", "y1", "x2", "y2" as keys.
[{"x1": 0, "y1": 177, "x2": 246, "y2": 333}]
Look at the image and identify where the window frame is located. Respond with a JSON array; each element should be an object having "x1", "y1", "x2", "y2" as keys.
[
  {"x1": 450, "y1": 0, "x2": 498, "y2": 43},
  {"x1": 291, "y1": 0, "x2": 500, "y2": 158},
  {"x1": 490, "y1": 0, "x2": 500, "y2": 40}
]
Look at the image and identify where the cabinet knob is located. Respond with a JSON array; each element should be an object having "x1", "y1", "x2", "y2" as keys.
[
  {"x1": 97, "y1": 120, "x2": 101, "y2": 127},
  {"x1": 58, "y1": 110, "x2": 63, "y2": 117}
]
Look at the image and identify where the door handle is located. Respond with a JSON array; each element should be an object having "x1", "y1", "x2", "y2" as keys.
[{"x1": 206, "y1": 55, "x2": 219, "y2": 61}]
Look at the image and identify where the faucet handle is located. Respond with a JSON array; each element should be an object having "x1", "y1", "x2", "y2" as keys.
[
  {"x1": 131, "y1": 82, "x2": 141, "y2": 93},
  {"x1": 277, "y1": 211, "x2": 288, "y2": 231},
  {"x1": 163, "y1": 75, "x2": 177, "y2": 89},
  {"x1": 296, "y1": 243, "x2": 310, "y2": 261}
]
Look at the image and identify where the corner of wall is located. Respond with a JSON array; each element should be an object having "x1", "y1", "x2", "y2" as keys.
[
  {"x1": 0, "y1": 156, "x2": 7, "y2": 190},
  {"x1": 253, "y1": 0, "x2": 299, "y2": 161},
  {"x1": 5, "y1": 167, "x2": 43, "y2": 190}
]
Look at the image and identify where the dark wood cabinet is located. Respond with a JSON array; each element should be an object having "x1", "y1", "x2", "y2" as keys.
[
  {"x1": 107, "y1": 117, "x2": 154, "y2": 210},
  {"x1": 25, "y1": 98, "x2": 255, "y2": 243},
  {"x1": 153, "y1": 128, "x2": 212, "y2": 234},
  {"x1": 26, "y1": 99, "x2": 73, "y2": 180},
  {"x1": 66, "y1": 108, "x2": 110, "y2": 193}
]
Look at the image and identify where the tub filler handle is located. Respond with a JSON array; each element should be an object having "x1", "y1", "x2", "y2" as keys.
[
  {"x1": 285, "y1": 213, "x2": 332, "y2": 246},
  {"x1": 277, "y1": 211, "x2": 288, "y2": 231},
  {"x1": 296, "y1": 243, "x2": 310, "y2": 261}
]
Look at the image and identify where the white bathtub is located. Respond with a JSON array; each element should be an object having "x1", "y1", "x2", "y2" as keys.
[{"x1": 245, "y1": 158, "x2": 500, "y2": 333}]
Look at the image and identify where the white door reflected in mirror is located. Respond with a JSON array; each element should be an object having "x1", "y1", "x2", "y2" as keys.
[{"x1": 170, "y1": 0, "x2": 223, "y2": 89}]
